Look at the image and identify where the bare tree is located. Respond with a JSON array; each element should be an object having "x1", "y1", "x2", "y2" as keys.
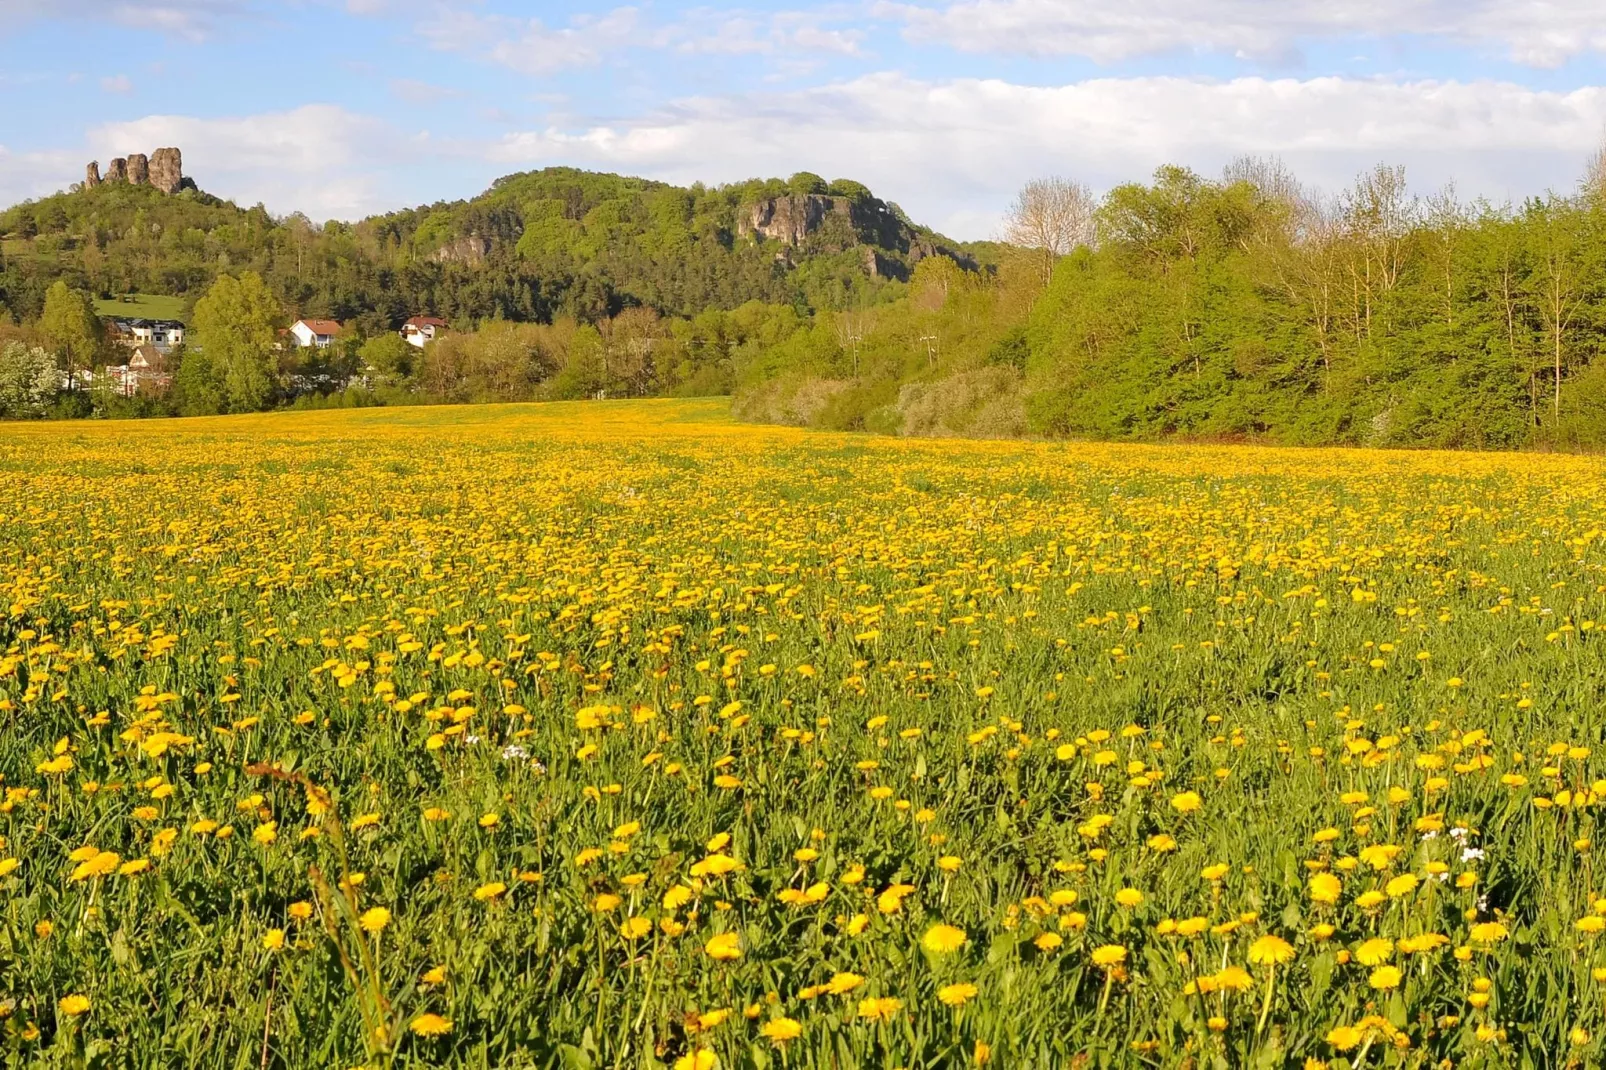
[
  {"x1": 1222, "y1": 154, "x2": 1304, "y2": 210},
  {"x1": 1583, "y1": 139, "x2": 1606, "y2": 203},
  {"x1": 832, "y1": 308, "x2": 870, "y2": 376},
  {"x1": 600, "y1": 307, "x2": 663, "y2": 397},
  {"x1": 1528, "y1": 198, "x2": 1588, "y2": 425},
  {"x1": 1423, "y1": 183, "x2": 1467, "y2": 328},
  {"x1": 1222, "y1": 154, "x2": 1310, "y2": 253},
  {"x1": 1340, "y1": 163, "x2": 1416, "y2": 342},
  {"x1": 1266, "y1": 193, "x2": 1343, "y2": 385},
  {"x1": 1003, "y1": 176, "x2": 1096, "y2": 286}
]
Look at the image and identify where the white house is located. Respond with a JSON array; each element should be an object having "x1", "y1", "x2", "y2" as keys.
[
  {"x1": 290, "y1": 318, "x2": 343, "y2": 349},
  {"x1": 108, "y1": 318, "x2": 185, "y2": 353},
  {"x1": 401, "y1": 315, "x2": 447, "y2": 348},
  {"x1": 136, "y1": 320, "x2": 184, "y2": 350}
]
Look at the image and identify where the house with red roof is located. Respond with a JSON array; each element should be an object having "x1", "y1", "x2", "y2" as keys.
[
  {"x1": 290, "y1": 318, "x2": 343, "y2": 349},
  {"x1": 401, "y1": 315, "x2": 448, "y2": 348}
]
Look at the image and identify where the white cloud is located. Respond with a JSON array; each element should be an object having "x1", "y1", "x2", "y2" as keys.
[
  {"x1": 487, "y1": 73, "x2": 1606, "y2": 238},
  {"x1": 671, "y1": 8, "x2": 866, "y2": 57},
  {"x1": 85, "y1": 104, "x2": 403, "y2": 218},
  {"x1": 419, "y1": 6, "x2": 646, "y2": 76},
  {"x1": 882, "y1": 0, "x2": 1606, "y2": 68},
  {"x1": 0, "y1": 144, "x2": 80, "y2": 206},
  {"x1": 101, "y1": 74, "x2": 134, "y2": 94},
  {"x1": 419, "y1": 4, "x2": 865, "y2": 73}
]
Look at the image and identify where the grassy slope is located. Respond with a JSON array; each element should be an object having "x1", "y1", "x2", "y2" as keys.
[{"x1": 94, "y1": 293, "x2": 190, "y2": 321}]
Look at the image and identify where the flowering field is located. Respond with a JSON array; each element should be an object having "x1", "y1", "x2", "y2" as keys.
[{"x1": 3, "y1": 400, "x2": 1606, "y2": 1068}]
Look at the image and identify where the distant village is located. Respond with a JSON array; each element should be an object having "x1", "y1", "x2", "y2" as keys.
[{"x1": 101, "y1": 312, "x2": 448, "y2": 398}]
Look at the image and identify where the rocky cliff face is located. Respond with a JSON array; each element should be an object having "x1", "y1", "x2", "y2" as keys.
[
  {"x1": 738, "y1": 193, "x2": 977, "y2": 280},
  {"x1": 430, "y1": 234, "x2": 493, "y2": 265},
  {"x1": 738, "y1": 195, "x2": 850, "y2": 247},
  {"x1": 84, "y1": 147, "x2": 185, "y2": 194}
]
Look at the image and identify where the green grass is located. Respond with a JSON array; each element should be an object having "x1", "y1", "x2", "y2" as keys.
[{"x1": 93, "y1": 293, "x2": 189, "y2": 321}]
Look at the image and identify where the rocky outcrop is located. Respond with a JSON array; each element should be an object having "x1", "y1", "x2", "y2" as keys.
[
  {"x1": 739, "y1": 192, "x2": 977, "y2": 279},
  {"x1": 150, "y1": 148, "x2": 183, "y2": 194},
  {"x1": 861, "y1": 246, "x2": 896, "y2": 279},
  {"x1": 739, "y1": 195, "x2": 849, "y2": 247},
  {"x1": 430, "y1": 234, "x2": 492, "y2": 265},
  {"x1": 85, "y1": 147, "x2": 185, "y2": 194},
  {"x1": 910, "y1": 239, "x2": 978, "y2": 273}
]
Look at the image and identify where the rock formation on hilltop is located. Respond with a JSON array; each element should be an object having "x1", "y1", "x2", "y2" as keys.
[
  {"x1": 737, "y1": 193, "x2": 978, "y2": 280},
  {"x1": 150, "y1": 148, "x2": 183, "y2": 194},
  {"x1": 84, "y1": 147, "x2": 186, "y2": 194},
  {"x1": 739, "y1": 194, "x2": 850, "y2": 247}
]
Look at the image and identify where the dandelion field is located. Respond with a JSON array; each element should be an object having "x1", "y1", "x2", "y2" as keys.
[{"x1": 4, "y1": 400, "x2": 1606, "y2": 1068}]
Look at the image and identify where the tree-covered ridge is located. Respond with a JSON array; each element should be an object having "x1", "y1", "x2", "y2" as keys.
[{"x1": 0, "y1": 168, "x2": 975, "y2": 332}]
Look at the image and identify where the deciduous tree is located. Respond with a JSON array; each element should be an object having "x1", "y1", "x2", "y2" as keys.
[
  {"x1": 40, "y1": 281, "x2": 100, "y2": 390},
  {"x1": 1005, "y1": 177, "x2": 1096, "y2": 286},
  {"x1": 191, "y1": 272, "x2": 280, "y2": 412}
]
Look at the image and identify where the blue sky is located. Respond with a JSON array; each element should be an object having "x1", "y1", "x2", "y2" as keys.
[{"x1": 5, "y1": 1, "x2": 1606, "y2": 238}]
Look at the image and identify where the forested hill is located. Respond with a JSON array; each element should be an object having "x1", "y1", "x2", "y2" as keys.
[{"x1": 0, "y1": 168, "x2": 985, "y2": 329}]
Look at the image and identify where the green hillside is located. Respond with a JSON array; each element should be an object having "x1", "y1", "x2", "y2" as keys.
[{"x1": 0, "y1": 168, "x2": 985, "y2": 331}]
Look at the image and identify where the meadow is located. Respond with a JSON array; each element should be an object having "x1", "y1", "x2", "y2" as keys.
[
  {"x1": 89, "y1": 294, "x2": 189, "y2": 322},
  {"x1": 2, "y1": 399, "x2": 1605, "y2": 1068}
]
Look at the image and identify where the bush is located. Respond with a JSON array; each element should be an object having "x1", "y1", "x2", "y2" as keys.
[{"x1": 898, "y1": 367, "x2": 1026, "y2": 438}]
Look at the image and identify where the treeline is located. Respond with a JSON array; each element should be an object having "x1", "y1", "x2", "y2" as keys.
[
  {"x1": 0, "y1": 271, "x2": 807, "y2": 418},
  {"x1": 743, "y1": 159, "x2": 1606, "y2": 449}
]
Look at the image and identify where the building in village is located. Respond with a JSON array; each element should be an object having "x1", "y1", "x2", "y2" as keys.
[
  {"x1": 106, "y1": 317, "x2": 185, "y2": 352},
  {"x1": 289, "y1": 319, "x2": 343, "y2": 349},
  {"x1": 401, "y1": 315, "x2": 448, "y2": 348},
  {"x1": 106, "y1": 344, "x2": 172, "y2": 398}
]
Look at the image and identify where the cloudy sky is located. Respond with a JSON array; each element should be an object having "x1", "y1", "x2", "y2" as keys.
[{"x1": 5, "y1": 1, "x2": 1606, "y2": 238}]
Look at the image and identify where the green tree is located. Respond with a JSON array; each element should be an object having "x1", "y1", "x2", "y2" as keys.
[
  {"x1": 826, "y1": 179, "x2": 872, "y2": 203},
  {"x1": 548, "y1": 324, "x2": 605, "y2": 399},
  {"x1": 191, "y1": 272, "x2": 280, "y2": 412},
  {"x1": 788, "y1": 172, "x2": 828, "y2": 197},
  {"x1": 170, "y1": 346, "x2": 226, "y2": 416},
  {"x1": 40, "y1": 280, "x2": 101, "y2": 390},
  {"x1": 359, "y1": 333, "x2": 415, "y2": 382}
]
